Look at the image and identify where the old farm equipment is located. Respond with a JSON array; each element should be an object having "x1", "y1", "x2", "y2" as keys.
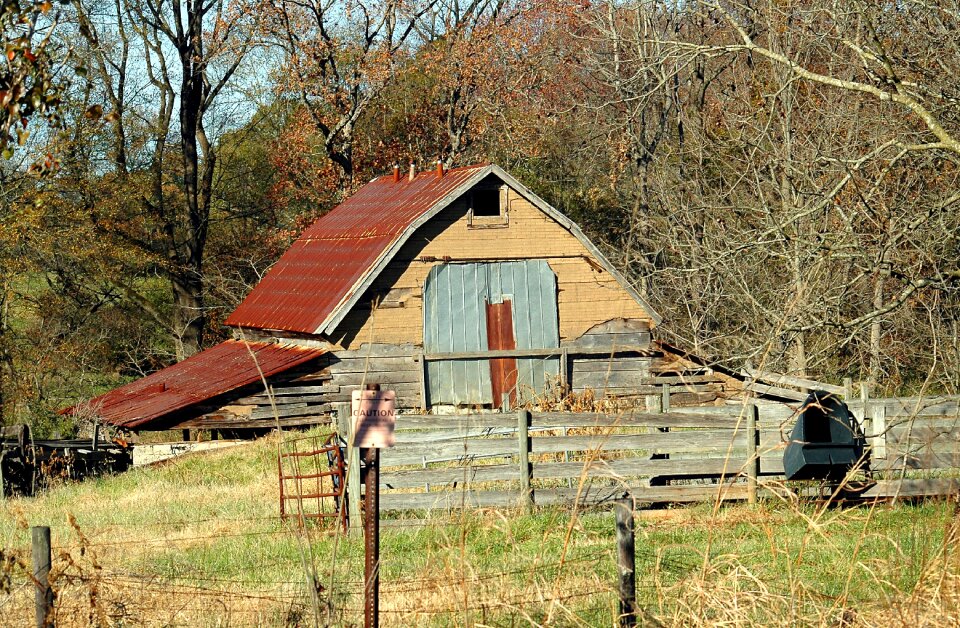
[
  {"x1": 0, "y1": 424, "x2": 132, "y2": 497},
  {"x1": 278, "y1": 431, "x2": 347, "y2": 528},
  {"x1": 783, "y1": 391, "x2": 868, "y2": 481}
]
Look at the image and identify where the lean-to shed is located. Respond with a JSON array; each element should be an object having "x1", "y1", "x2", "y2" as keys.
[{"x1": 74, "y1": 163, "x2": 757, "y2": 433}]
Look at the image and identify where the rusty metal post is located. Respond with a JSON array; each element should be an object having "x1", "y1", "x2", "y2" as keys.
[
  {"x1": 363, "y1": 446, "x2": 380, "y2": 628},
  {"x1": 32, "y1": 525, "x2": 53, "y2": 628},
  {"x1": 363, "y1": 383, "x2": 380, "y2": 628},
  {"x1": 614, "y1": 499, "x2": 637, "y2": 627}
]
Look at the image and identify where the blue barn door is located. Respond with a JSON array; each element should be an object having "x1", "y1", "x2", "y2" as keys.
[{"x1": 423, "y1": 261, "x2": 559, "y2": 407}]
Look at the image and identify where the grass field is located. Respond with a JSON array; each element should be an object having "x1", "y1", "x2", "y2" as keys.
[{"x1": 2, "y1": 432, "x2": 960, "y2": 626}]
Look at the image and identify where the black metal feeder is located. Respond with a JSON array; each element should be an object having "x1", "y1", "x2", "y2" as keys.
[{"x1": 783, "y1": 390, "x2": 867, "y2": 481}]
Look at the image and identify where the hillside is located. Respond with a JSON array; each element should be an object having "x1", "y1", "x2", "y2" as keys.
[{"x1": 1, "y1": 433, "x2": 960, "y2": 626}]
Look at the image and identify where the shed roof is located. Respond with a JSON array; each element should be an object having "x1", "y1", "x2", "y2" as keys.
[
  {"x1": 70, "y1": 340, "x2": 327, "y2": 429},
  {"x1": 226, "y1": 163, "x2": 662, "y2": 335}
]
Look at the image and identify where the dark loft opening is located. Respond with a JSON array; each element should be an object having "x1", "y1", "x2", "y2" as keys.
[{"x1": 472, "y1": 188, "x2": 502, "y2": 217}]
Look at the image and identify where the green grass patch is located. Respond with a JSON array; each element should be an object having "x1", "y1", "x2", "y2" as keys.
[{"x1": 1, "y1": 433, "x2": 958, "y2": 626}]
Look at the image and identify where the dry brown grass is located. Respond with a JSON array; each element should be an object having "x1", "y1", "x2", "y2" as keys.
[{"x1": 1, "y1": 433, "x2": 959, "y2": 626}]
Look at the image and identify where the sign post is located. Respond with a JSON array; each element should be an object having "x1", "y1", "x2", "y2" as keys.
[{"x1": 351, "y1": 384, "x2": 395, "y2": 628}]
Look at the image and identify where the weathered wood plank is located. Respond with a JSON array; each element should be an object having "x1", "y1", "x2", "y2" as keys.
[
  {"x1": 742, "y1": 381, "x2": 808, "y2": 401},
  {"x1": 742, "y1": 368, "x2": 844, "y2": 396},
  {"x1": 535, "y1": 482, "x2": 751, "y2": 505},
  {"x1": 571, "y1": 371, "x2": 663, "y2": 390},
  {"x1": 881, "y1": 399, "x2": 960, "y2": 418},
  {"x1": 380, "y1": 431, "x2": 749, "y2": 466},
  {"x1": 177, "y1": 415, "x2": 330, "y2": 429},
  {"x1": 875, "y1": 450, "x2": 960, "y2": 470},
  {"x1": 328, "y1": 356, "x2": 418, "y2": 372},
  {"x1": 530, "y1": 432, "x2": 748, "y2": 456},
  {"x1": 888, "y1": 426, "x2": 960, "y2": 443},
  {"x1": 563, "y1": 332, "x2": 651, "y2": 351},
  {"x1": 394, "y1": 427, "x2": 516, "y2": 444},
  {"x1": 394, "y1": 414, "x2": 517, "y2": 430},
  {"x1": 380, "y1": 439, "x2": 516, "y2": 465},
  {"x1": 266, "y1": 385, "x2": 340, "y2": 395},
  {"x1": 337, "y1": 343, "x2": 421, "y2": 358},
  {"x1": 863, "y1": 478, "x2": 960, "y2": 499},
  {"x1": 379, "y1": 481, "x2": 751, "y2": 511},
  {"x1": 380, "y1": 455, "x2": 752, "y2": 489},
  {"x1": 532, "y1": 411, "x2": 743, "y2": 429},
  {"x1": 532, "y1": 457, "x2": 750, "y2": 481},
  {"x1": 390, "y1": 410, "x2": 750, "y2": 431},
  {"x1": 883, "y1": 416, "x2": 960, "y2": 430},
  {"x1": 326, "y1": 372, "x2": 422, "y2": 386},
  {"x1": 382, "y1": 464, "x2": 520, "y2": 488},
  {"x1": 237, "y1": 394, "x2": 330, "y2": 406},
  {"x1": 639, "y1": 375, "x2": 724, "y2": 386},
  {"x1": 570, "y1": 358, "x2": 652, "y2": 373}
]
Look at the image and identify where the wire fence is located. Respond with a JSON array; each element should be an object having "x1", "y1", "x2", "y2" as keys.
[
  {"x1": 5, "y1": 515, "x2": 651, "y2": 625},
  {"x1": 6, "y1": 486, "x2": 890, "y2": 627}
]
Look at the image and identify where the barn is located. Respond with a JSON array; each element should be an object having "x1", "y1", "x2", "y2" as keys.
[{"x1": 75, "y1": 163, "x2": 762, "y2": 435}]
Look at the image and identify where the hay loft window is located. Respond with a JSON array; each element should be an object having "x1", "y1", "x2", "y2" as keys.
[{"x1": 468, "y1": 185, "x2": 509, "y2": 228}]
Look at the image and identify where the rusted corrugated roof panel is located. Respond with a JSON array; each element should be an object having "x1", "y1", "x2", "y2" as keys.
[
  {"x1": 73, "y1": 340, "x2": 327, "y2": 429},
  {"x1": 225, "y1": 164, "x2": 489, "y2": 334}
]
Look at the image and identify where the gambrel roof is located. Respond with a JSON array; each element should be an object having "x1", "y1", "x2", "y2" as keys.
[{"x1": 226, "y1": 163, "x2": 661, "y2": 335}]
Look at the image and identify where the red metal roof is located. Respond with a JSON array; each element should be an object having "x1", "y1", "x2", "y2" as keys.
[
  {"x1": 73, "y1": 340, "x2": 327, "y2": 429},
  {"x1": 225, "y1": 164, "x2": 490, "y2": 334}
]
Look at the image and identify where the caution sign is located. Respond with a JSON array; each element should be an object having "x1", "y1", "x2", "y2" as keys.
[{"x1": 351, "y1": 389, "x2": 396, "y2": 448}]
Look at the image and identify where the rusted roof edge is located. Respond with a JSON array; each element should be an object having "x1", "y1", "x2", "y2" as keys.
[
  {"x1": 315, "y1": 164, "x2": 495, "y2": 335},
  {"x1": 317, "y1": 163, "x2": 663, "y2": 335}
]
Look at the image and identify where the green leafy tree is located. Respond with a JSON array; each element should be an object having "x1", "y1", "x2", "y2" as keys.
[{"x1": 0, "y1": 0, "x2": 74, "y2": 164}]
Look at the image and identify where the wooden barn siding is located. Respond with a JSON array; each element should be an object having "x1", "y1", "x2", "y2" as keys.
[
  {"x1": 180, "y1": 345, "x2": 738, "y2": 429},
  {"x1": 329, "y1": 189, "x2": 653, "y2": 350}
]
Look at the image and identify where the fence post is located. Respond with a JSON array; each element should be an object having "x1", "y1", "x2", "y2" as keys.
[
  {"x1": 660, "y1": 383, "x2": 671, "y2": 414},
  {"x1": 559, "y1": 348, "x2": 569, "y2": 393},
  {"x1": 363, "y1": 446, "x2": 380, "y2": 628},
  {"x1": 873, "y1": 403, "x2": 887, "y2": 461},
  {"x1": 32, "y1": 525, "x2": 53, "y2": 628},
  {"x1": 614, "y1": 498, "x2": 637, "y2": 628},
  {"x1": 860, "y1": 383, "x2": 874, "y2": 465},
  {"x1": 747, "y1": 404, "x2": 759, "y2": 505},
  {"x1": 518, "y1": 410, "x2": 533, "y2": 512},
  {"x1": 843, "y1": 377, "x2": 853, "y2": 401},
  {"x1": 337, "y1": 402, "x2": 363, "y2": 537}
]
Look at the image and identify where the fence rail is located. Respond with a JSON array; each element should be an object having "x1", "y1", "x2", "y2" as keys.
[{"x1": 325, "y1": 391, "x2": 960, "y2": 513}]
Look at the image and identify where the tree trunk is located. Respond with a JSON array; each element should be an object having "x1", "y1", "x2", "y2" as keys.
[
  {"x1": 172, "y1": 275, "x2": 203, "y2": 360},
  {"x1": 869, "y1": 271, "x2": 883, "y2": 386}
]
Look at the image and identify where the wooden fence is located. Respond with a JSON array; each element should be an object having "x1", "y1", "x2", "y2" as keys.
[
  {"x1": 333, "y1": 405, "x2": 782, "y2": 511},
  {"x1": 330, "y1": 393, "x2": 960, "y2": 513}
]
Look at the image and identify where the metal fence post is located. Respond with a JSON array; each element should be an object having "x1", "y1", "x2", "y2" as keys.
[
  {"x1": 614, "y1": 498, "x2": 637, "y2": 627},
  {"x1": 32, "y1": 526, "x2": 53, "y2": 628},
  {"x1": 518, "y1": 410, "x2": 533, "y2": 512},
  {"x1": 363, "y1": 446, "x2": 380, "y2": 628}
]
